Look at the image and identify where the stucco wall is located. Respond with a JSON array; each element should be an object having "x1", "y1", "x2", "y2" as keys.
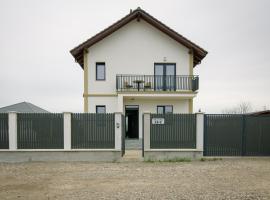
[
  {"x1": 124, "y1": 98, "x2": 189, "y2": 138},
  {"x1": 88, "y1": 96, "x2": 189, "y2": 138},
  {"x1": 88, "y1": 96, "x2": 118, "y2": 113},
  {"x1": 87, "y1": 19, "x2": 190, "y2": 94}
]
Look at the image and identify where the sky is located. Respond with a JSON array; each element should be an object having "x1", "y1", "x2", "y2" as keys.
[{"x1": 0, "y1": 0, "x2": 269, "y2": 113}]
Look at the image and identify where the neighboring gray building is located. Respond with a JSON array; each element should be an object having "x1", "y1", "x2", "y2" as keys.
[{"x1": 0, "y1": 102, "x2": 50, "y2": 113}]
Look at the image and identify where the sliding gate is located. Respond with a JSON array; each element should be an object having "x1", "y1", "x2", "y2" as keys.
[{"x1": 204, "y1": 114, "x2": 270, "y2": 156}]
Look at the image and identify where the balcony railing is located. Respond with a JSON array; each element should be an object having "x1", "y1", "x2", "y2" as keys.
[{"x1": 116, "y1": 75, "x2": 199, "y2": 92}]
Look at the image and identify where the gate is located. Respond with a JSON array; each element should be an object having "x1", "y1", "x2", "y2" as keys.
[
  {"x1": 0, "y1": 113, "x2": 9, "y2": 149},
  {"x1": 71, "y1": 113, "x2": 115, "y2": 149},
  {"x1": 245, "y1": 116, "x2": 270, "y2": 156},
  {"x1": 150, "y1": 114, "x2": 196, "y2": 149},
  {"x1": 17, "y1": 113, "x2": 63, "y2": 149},
  {"x1": 204, "y1": 114, "x2": 270, "y2": 156},
  {"x1": 121, "y1": 114, "x2": 125, "y2": 156}
]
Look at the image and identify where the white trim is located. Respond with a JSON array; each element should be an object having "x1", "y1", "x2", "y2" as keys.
[
  {"x1": 143, "y1": 112, "x2": 151, "y2": 150},
  {"x1": 196, "y1": 112, "x2": 204, "y2": 151},
  {"x1": 8, "y1": 112, "x2": 17, "y2": 150},
  {"x1": 0, "y1": 149, "x2": 119, "y2": 152},
  {"x1": 114, "y1": 113, "x2": 122, "y2": 150},
  {"x1": 63, "y1": 112, "x2": 72, "y2": 150}
]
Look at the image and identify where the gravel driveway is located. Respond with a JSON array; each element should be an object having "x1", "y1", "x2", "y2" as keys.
[{"x1": 0, "y1": 158, "x2": 269, "y2": 200}]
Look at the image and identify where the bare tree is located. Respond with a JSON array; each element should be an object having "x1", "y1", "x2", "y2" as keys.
[{"x1": 222, "y1": 102, "x2": 253, "y2": 114}]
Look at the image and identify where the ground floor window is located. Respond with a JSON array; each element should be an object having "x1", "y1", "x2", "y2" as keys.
[
  {"x1": 157, "y1": 105, "x2": 173, "y2": 114},
  {"x1": 96, "y1": 105, "x2": 106, "y2": 113}
]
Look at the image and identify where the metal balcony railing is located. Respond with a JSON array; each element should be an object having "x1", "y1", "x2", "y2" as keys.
[{"x1": 116, "y1": 75, "x2": 199, "y2": 92}]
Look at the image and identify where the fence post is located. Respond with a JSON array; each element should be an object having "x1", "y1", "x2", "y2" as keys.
[
  {"x1": 117, "y1": 95, "x2": 124, "y2": 113},
  {"x1": 8, "y1": 111, "x2": 17, "y2": 150},
  {"x1": 143, "y1": 112, "x2": 151, "y2": 151},
  {"x1": 115, "y1": 112, "x2": 122, "y2": 150},
  {"x1": 196, "y1": 112, "x2": 204, "y2": 151},
  {"x1": 63, "y1": 112, "x2": 71, "y2": 150}
]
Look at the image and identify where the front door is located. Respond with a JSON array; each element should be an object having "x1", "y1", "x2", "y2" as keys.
[
  {"x1": 154, "y1": 63, "x2": 176, "y2": 91},
  {"x1": 125, "y1": 105, "x2": 139, "y2": 139}
]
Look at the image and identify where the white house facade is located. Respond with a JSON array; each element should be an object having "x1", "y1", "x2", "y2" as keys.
[{"x1": 70, "y1": 8, "x2": 207, "y2": 139}]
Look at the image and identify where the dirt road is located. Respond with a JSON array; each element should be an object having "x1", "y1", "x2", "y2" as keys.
[{"x1": 0, "y1": 158, "x2": 269, "y2": 200}]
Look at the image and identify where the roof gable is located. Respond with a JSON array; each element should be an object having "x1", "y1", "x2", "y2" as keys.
[{"x1": 70, "y1": 7, "x2": 208, "y2": 68}]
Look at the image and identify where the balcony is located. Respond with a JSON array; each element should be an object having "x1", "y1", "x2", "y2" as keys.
[{"x1": 116, "y1": 75, "x2": 199, "y2": 92}]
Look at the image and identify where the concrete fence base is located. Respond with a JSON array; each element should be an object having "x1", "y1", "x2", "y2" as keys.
[
  {"x1": 144, "y1": 150, "x2": 203, "y2": 161},
  {"x1": 0, "y1": 150, "x2": 121, "y2": 162}
]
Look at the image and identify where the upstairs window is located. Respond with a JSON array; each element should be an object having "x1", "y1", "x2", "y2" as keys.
[
  {"x1": 96, "y1": 62, "x2": 106, "y2": 80},
  {"x1": 157, "y1": 105, "x2": 173, "y2": 114},
  {"x1": 96, "y1": 105, "x2": 106, "y2": 113}
]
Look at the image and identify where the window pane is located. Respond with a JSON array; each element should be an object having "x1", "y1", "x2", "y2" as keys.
[
  {"x1": 96, "y1": 106, "x2": 106, "y2": 113},
  {"x1": 157, "y1": 106, "x2": 164, "y2": 114},
  {"x1": 96, "y1": 63, "x2": 105, "y2": 80},
  {"x1": 154, "y1": 64, "x2": 164, "y2": 75},
  {"x1": 165, "y1": 106, "x2": 173, "y2": 113},
  {"x1": 155, "y1": 64, "x2": 164, "y2": 90},
  {"x1": 166, "y1": 65, "x2": 175, "y2": 75}
]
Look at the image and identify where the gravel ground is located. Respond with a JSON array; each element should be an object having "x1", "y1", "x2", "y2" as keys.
[{"x1": 0, "y1": 158, "x2": 270, "y2": 200}]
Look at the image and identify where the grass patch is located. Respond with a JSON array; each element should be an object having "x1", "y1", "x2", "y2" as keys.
[{"x1": 200, "y1": 157, "x2": 222, "y2": 162}]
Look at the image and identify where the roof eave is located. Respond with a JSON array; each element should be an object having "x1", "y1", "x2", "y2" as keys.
[{"x1": 70, "y1": 8, "x2": 208, "y2": 69}]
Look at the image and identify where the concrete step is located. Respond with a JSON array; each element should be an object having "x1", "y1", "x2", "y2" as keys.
[
  {"x1": 120, "y1": 150, "x2": 143, "y2": 162},
  {"x1": 125, "y1": 139, "x2": 142, "y2": 150}
]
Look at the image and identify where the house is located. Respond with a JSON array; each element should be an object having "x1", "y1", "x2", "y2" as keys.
[
  {"x1": 70, "y1": 8, "x2": 207, "y2": 139},
  {"x1": 0, "y1": 102, "x2": 50, "y2": 113},
  {"x1": 248, "y1": 110, "x2": 270, "y2": 116}
]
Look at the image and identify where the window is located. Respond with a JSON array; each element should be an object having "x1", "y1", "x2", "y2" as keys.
[
  {"x1": 157, "y1": 105, "x2": 173, "y2": 114},
  {"x1": 96, "y1": 105, "x2": 106, "y2": 113},
  {"x1": 154, "y1": 63, "x2": 176, "y2": 91},
  {"x1": 96, "y1": 62, "x2": 105, "y2": 80}
]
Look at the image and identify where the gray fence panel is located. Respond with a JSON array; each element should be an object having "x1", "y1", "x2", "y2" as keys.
[
  {"x1": 17, "y1": 113, "x2": 64, "y2": 149},
  {"x1": 71, "y1": 113, "x2": 115, "y2": 149},
  {"x1": 0, "y1": 113, "x2": 9, "y2": 149},
  {"x1": 245, "y1": 116, "x2": 270, "y2": 156},
  {"x1": 121, "y1": 114, "x2": 125, "y2": 156},
  {"x1": 204, "y1": 114, "x2": 243, "y2": 156},
  {"x1": 150, "y1": 114, "x2": 196, "y2": 149}
]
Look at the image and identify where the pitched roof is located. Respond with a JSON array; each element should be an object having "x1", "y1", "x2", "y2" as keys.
[
  {"x1": 248, "y1": 110, "x2": 270, "y2": 116},
  {"x1": 0, "y1": 102, "x2": 50, "y2": 113},
  {"x1": 70, "y1": 7, "x2": 208, "y2": 69}
]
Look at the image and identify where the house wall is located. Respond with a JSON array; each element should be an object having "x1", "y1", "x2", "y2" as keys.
[
  {"x1": 88, "y1": 96, "x2": 189, "y2": 138},
  {"x1": 87, "y1": 19, "x2": 190, "y2": 94},
  {"x1": 88, "y1": 96, "x2": 118, "y2": 113},
  {"x1": 124, "y1": 98, "x2": 189, "y2": 138}
]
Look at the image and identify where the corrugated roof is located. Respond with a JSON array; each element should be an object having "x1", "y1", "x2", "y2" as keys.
[{"x1": 0, "y1": 102, "x2": 50, "y2": 113}]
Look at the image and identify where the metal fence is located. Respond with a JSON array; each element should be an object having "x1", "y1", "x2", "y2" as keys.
[
  {"x1": 71, "y1": 113, "x2": 115, "y2": 149},
  {"x1": 121, "y1": 114, "x2": 125, "y2": 156},
  {"x1": 0, "y1": 113, "x2": 9, "y2": 149},
  {"x1": 204, "y1": 114, "x2": 270, "y2": 156},
  {"x1": 150, "y1": 114, "x2": 196, "y2": 149},
  {"x1": 204, "y1": 114, "x2": 243, "y2": 156},
  {"x1": 116, "y1": 75, "x2": 199, "y2": 92},
  {"x1": 17, "y1": 113, "x2": 64, "y2": 149},
  {"x1": 245, "y1": 116, "x2": 270, "y2": 156}
]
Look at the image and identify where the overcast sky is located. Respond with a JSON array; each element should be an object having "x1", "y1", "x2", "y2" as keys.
[{"x1": 0, "y1": 0, "x2": 269, "y2": 113}]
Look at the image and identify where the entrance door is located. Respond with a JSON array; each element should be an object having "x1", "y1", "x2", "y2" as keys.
[
  {"x1": 154, "y1": 63, "x2": 176, "y2": 91},
  {"x1": 125, "y1": 105, "x2": 139, "y2": 139}
]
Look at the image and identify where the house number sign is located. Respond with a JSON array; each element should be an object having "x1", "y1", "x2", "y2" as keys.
[{"x1": 152, "y1": 118, "x2": 165, "y2": 125}]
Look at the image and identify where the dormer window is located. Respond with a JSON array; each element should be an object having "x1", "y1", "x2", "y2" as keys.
[{"x1": 96, "y1": 62, "x2": 106, "y2": 80}]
